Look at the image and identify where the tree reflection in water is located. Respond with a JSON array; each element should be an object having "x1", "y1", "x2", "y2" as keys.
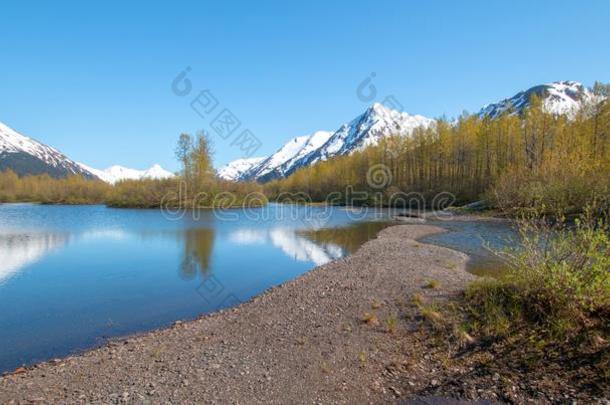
[
  {"x1": 298, "y1": 221, "x2": 391, "y2": 255},
  {"x1": 179, "y1": 228, "x2": 215, "y2": 280}
]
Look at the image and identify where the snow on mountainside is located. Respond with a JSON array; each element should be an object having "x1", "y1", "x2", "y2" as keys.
[
  {"x1": 224, "y1": 103, "x2": 434, "y2": 182},
  {"x1": 241, "y1": 130, "x2": 333, "y2": 182},
  {"x1": 223, "y1": 82, "x2": 603, "y2": 183},
  {"x1": 0, "y1": 119, "x2": 173, "y2": 184},
  {"x1": 479, "y1": 81, "x2": 600, "y2": 119},
  {"x1": 77, "y1": 162, "x2": 174, "y2": 184},
  {"x1": 304, "y1": 103, "x2": 434, "y2": 165},
  {"x1": 0, "y1": 121, "x2": 96, "y2": 179},
  {"x1": 217, "y1": 157, "x2": 265, "y2": 181}
]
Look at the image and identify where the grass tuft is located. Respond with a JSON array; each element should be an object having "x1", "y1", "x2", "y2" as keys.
[
  {"x1": 386, "y1": 316, "x2": 398, "y2": 334},
  {"x1": 362, "y1": 312, "x2": 380, "y2": 326}
]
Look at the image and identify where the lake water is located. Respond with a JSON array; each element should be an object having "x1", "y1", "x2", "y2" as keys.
[
  {"x1": 0, "y1": 203, "x2": 394, "y2": 373},
  {"x1": 421, "y1": 218, "x2": 519, "y2": 276},
  {"x1": 0, "y1": 204, "x2": 516, "y2": 373}
]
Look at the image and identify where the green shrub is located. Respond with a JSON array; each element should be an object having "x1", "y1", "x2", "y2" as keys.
[{"x1": 465, "y1": 208, "x2": 610, "y2": 340}]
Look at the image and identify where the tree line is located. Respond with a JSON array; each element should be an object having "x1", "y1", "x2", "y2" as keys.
[
  {"x1": 265, "y1": 84, "x2": 610, "y2": 215},
  {"x1": 0, "y1": 132, "x2": 264, "y2": 208}
]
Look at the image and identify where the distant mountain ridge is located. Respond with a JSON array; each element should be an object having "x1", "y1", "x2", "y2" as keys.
[
  {"x1": 0, "y1": 120, "x2": 173, "y2": 183},
  {"x1": 76, "y1": 163, "x2": 174, "y2": 184},
  {"x1": 216, "y1": 157, "x2": 266, "y2": 181},
  {"x1": 0, "y1": 121, "x2": 96, "y2": 179},
  {"x1": 219, "y1": 80, "x2": 603, "y2": 183},
  {"x1": 219, "y1": 103, "x2": 435, "y2": 182},
  {"x1": 478, "y1": 80, "x2": 600, "y2": 119}
]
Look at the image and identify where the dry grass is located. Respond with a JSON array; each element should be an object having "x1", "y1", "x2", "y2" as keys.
[{"x1": 362, "y1": 312, "x2": 380, "y2": 326}]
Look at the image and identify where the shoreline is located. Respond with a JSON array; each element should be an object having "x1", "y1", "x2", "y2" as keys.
[{"x1": 0, "y1": 223, "x2": 476, "y2": 403}]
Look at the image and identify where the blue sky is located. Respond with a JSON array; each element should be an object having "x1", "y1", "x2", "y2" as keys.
[{"x1": 1, "y1": 0, "x2": 609, "y2": 171}]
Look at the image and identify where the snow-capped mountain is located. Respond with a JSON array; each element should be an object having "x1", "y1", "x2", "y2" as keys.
[
  {"x1": 217, "y1": 157, "x2": 266, "y2": 181},
  {"x1": 241, "y1": 130, "x2": 333, "y2": 182},
  {"x1": 302, "y1": 103, "x2": 434, "y2": 166},
  {"x1": 221, "y1": 81, "x2": 604, "y2": 183},
  {"x1": 77, "y1": 163, "x2": 174, "y2": 184},
  {"x1": 221, "y1": 103, "x2": 434, "y2": 182},
  {"x1": 0, "y1": 121, "x2": 97, "y2": 179},
  {"x1": 479, "y1": 80, "x2": 600, "y2": 119},
  {"x1": 0, "y1": 119, "x2": 173, "y2": 183}
]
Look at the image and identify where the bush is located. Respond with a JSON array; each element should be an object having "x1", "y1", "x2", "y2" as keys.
[
  {"x1": 0, "y1": 170, "x2": 110, "y2": 204},
  {"x1": 465, "y1": 208, "x2": 610, "y2": 340},
  {"x1": 488, "y1": 164, "x2": 610, "y2": 217},
  {"x1": 106, "y1": 177, "x2": 267, "y2": 208}
]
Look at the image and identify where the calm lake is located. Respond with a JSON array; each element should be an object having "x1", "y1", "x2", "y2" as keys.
[{"x1": 0, "y1": 204, "x2": 516, "y2": 373}]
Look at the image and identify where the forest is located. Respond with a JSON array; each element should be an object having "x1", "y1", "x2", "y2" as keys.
[{"x1": 266, "y1": 87, "x2": 610, "y2": 216}]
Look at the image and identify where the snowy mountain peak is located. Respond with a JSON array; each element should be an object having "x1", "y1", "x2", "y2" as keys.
[
  {"x1": 479, "y1": 80, "x2": 601, "y2": 119},
  {"x1": 310, "y1": 102, "x2": 435, "y2": 160},
  {"x1": 217, "y1": 157, "x2": 266, "y2": 181},
  {"x1": 221, "y1": 102, "x2": 435, "y2": 182},
  {"x1": 226, "y1": 130, "x2": 333, "y2": 182},
  {"x1": 0, "y1": 121, "x2": 96, "y2": 179},
  {"x1": 77, "y1": 163, "x2": 174, "y2": 184}
]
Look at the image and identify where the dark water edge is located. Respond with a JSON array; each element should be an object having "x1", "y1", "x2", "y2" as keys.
[{"x1": 417, "y1": 218, "x2": 518, "y2": 277}]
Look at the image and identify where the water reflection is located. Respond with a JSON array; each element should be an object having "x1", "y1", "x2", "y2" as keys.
[
  {"x1": 0, "y1": 221, "x2": 395, "y2": 287},
  {"x1": 0, "y1": 232, "x2": 69, "y2": 285},
  {"x1": 0, "y1": 204, "x2": 394, "y2": 373},
  {"x1": 180, "y1": 228, "x2": 215, "y2": 279},
  {"x1": 298, "y1": 221, "x2": 392, "y2": 255},
  {"x1": 228, "y1": 227, "x2": 351, "y2": 266}
]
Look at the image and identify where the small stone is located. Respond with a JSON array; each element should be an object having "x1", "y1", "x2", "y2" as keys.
[{"x1": 13, "y1": 367, "x2": 27, "y2": 375}]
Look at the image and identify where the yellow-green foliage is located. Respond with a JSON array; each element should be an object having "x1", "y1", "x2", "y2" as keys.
[
  {"x1": 105, "y1": 177, "x2": 266, "y2": 208},
  {"x1": 465, "y1": 210, "x2": 610, "y2": 339},
  {"x1": 106, "y1": 177, "x2": 180, "y2": 208},
  {"x1": 265, "y1": 93, "x2": 610, "y2": 214},
  {"x1": 0, "y1": 170, "x2": 110, "y2": 204},
  {"x1": 100, "y1": 133, "x2": 266, "y2": 209}
]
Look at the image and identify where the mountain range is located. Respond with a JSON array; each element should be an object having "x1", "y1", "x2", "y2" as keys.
[
  {"x1": 0, "y1": 81, "x2": 601, "y2": 184},
  {"x1": 219, "y1": 80, "x2": 601, "y2": 182},
  {"x1": 76, "y1": 163, "x2": 174, "y2": 184},
  {"x1": 0, "y1": 121, "x2": 173, "y2": 183}
]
